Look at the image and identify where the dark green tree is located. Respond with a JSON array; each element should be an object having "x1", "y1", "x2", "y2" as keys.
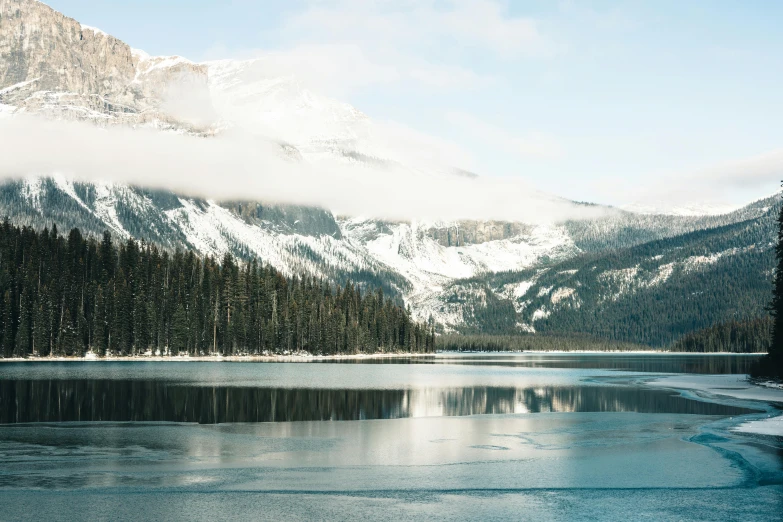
[
  {"x1": 171, "y1": 303, "x2": 188, "y2": 355},
  {"x1": 0, "y1": 223, "x2": 431, "y2": 359},
  {"x1": 762, "y1": 192, "x2": 783, "y2": 377}
]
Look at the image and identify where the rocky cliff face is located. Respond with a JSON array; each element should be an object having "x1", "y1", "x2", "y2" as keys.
[
  {"x1": 425, "y1": 221, "x2": 530, "y2": 247},
  {"x1": 0, "y1": 0, "x2": 134, "y2": 98},
  {"x1": 0, "y1": 0, "x2": 213, "y2": 131}
]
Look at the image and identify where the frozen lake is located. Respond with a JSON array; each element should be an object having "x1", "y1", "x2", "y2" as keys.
[{"x1": 0, "y1": 354, "x2": 780, "y2": 520}]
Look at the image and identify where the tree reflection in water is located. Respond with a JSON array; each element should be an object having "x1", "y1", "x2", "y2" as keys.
[
  {"x1": 0, "y1": 380, "x2": 758, "y2": 424},
  {"x1": 342, "y1": 354, "x2": 765, "y2": 374}
]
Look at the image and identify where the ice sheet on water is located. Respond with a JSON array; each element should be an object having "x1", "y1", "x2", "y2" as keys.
[{"x1": 734, "y1": 415, "x2": 783, "y2": 436}]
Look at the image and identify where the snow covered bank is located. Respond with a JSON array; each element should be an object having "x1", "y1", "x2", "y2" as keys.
[
  {"x1": 647, "y1": 374, "x2": 783, "y2": 403},
  {"x1": 734, "y1": 415, "x2": 783, "y2": 436},
  {"x1": 0, "y1": 352, "x2": 434, "y2": 363},
  {"x1": 646, "y1": 374, "x2": 783, "y2": 436}
]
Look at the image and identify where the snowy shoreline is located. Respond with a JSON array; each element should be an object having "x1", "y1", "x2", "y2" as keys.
[
  {"x1": 0, "y1": 352, "x2": 436, "y2": 363},
  {"x1": 439, "y1": 351, "x2": 767, "y2": 355},
  {"x1": 645, "y1": 374, "x2": 783, "y2": 436},
  {"x1": 0, "y1": 351, "x2": 767, "y2": 362}
]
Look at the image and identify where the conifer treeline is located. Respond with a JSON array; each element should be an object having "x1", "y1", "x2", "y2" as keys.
[
  {"x1": 0, "y1": 222, "x2": 435, "y2": 358},
  {"x1": 670, "y1": 317, "x2": 771, "y2": 353},
  {"x1": 436, "y1": 333, "x2": 647, "y2": 352},
  {"x1": 758, "y1": 193, "x2": 783, "y2": 377}
]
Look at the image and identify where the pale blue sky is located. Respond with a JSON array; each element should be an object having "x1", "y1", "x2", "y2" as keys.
[{"x1": 46, "y1": 0, "x2": 783, "y2": 207}]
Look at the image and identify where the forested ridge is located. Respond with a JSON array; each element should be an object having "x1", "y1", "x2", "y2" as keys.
[
  {"x1": 0, "y1": 179, "x2": 412, "y2": 301},
  {"x1": 0, "y1": 222, "x2": 434, "y2": 358},
  {"x1": 436, "y1": 333, "x2": 647, "y2": 352},
  {"x1": 437, "y1": 322, "x2": 773, "y2": 354},
  {"x1": 758, "y1": 196, "x2": 783, "y2": 376},
  {"x1": 670, "y1": 317, "x2": 772, "y2": 353},
  {"x1": 451, "y1": 204, "x2": 779, "y2": 347}
]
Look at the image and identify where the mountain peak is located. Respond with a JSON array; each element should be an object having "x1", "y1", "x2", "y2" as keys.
[{"x1": 0, "y1": 0, "x2": 214, "y2": 132}]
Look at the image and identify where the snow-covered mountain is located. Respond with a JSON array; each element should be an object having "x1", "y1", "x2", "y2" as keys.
[
  {"x1": 0, "y1": 175, "x2": 776, "y2": 332},
  {"x1": 0, "y1": 0, "x2": 778, "y2": 339},
  {"x1": 0, "y1": 175, "x2": 583, "y2": 321},
  {"x1": 621, "y1": 201, "x2": 742, "y2": 217},
  {"x1": 205, "y1": 57, "x2": 472, "y2": 177},
  {"x1": 0, "y1": 0, "x2": 583, "y2": 323},
  {"x1": 207, "y1": 59, "x2": 371, "y2": 159},
  {"x1": 463, "y1": 197, "x2": 781, "y2": 345}
]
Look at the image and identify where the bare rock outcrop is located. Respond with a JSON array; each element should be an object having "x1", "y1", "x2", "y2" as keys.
[
  {"x1": 0, "y1": 0, "x2": 214, "y2": 131},
  {"x1": 0, "y1": 0, "x2": 135, "y2": 98},
  {"x1": 427, "y1": 221, "x2": 530, "y2": 246}
]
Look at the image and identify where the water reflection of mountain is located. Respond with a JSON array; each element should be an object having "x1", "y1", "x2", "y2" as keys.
[
  {"x1": 0, "y1": 381, "x2": 756, "y2": 424},
  {"x1": 343, "y1": 355, "x2": 764, "y2": 374}
]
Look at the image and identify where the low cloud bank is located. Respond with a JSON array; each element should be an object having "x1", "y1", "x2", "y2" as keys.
[{"x1": 0, "y1": 115, "x2": 611, "y2": 223}]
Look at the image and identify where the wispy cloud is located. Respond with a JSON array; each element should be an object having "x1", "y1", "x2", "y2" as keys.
[
  {"x1": 698, "y1": 149, "x2": 783, "y2": 186},
  {"x1": 206, "y1": 44, "x2": 402, "y2": 98},
  {"x1": 612, "y1": 147, "x2": 783, "y2": 211},
  {"x1": 0, "y1": 114, "x2": 609, "y2": 223},
  {"x1": 206, "y1": 0, "x2": 548, "y2": 97}
]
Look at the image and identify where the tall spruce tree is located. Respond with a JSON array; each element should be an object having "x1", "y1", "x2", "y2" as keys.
[
  {"x1": 171, "y1": 303, "x2": 188, "y2": 355},
  {"x1": 2, "y1": 290, "x2": 14, "y2": 358},
  {"x1": 766, "y1": 192, "x2": 783, "y2": 377}
]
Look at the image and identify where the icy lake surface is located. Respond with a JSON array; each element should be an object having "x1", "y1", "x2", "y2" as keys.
[{"x1": 0, "y1": 354, "x2": 780, "y2": 521}]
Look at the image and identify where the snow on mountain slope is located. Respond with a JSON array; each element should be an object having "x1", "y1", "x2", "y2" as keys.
[
  {"x1": 1, "y1": 176, "x2": 778, "y2": 332},
  {"x1": 0, "y1": 174, "x2": 586, "y2": 326},
  {"x1": 165, "y1": 197, "x2": 380, "y2": 282},
  {"x1": 1, "y1": 174, "x2": 411, "y2": 289},
  {"x1": 0, "y1": 0, "x2": 215, "y2": 133},
  {"x1": 0, "y1": 0, "x2": 587, "y2": 320},
  {"x1": 205, "y1": 58, "x2": 467, "y2": 174},
  {"x1": 334, "y1": 217, "x2": 581, "y2": 326},
  {"x1": 341, "y1": 217, "x2": 577, "y2": 292},
  {"x1": 621, "y1": 201, "x2": 742, "y2": 216},
  {"x1": 207, "y1": 59, "x2": 368, "y2": 152}
]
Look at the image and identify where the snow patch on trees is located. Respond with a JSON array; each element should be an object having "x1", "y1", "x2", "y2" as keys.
[
  {"x1": 550, "y1": 287, "x2": 575, "y2": 304},
  {"x1": 21, "y1": 177, "x2": 43, "y2": 212},
  {"x1": 93, "y1": 182, "x2": 131, "y2": 238},
  {"x1": 532, "y1": 308, "x2": 550, "y2": 321}
]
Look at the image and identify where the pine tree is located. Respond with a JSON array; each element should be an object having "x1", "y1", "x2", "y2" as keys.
[
  {"x1": 16, "y1": 289, "x2": 31, "y2": 358},
  {"x1": 171, "y1": 303, "x2": 188, "y2": 355},
  {"x1": 34, "y1": 297, "x2": 50, "y2": 357},
  {"x1": 765, "y1": 191, "x2": 783, "y2": 377},
  {"x1": 59, "y1": 308, "x2": 78, "y2": 356},
  {"x1": 94, "y1": 286, "x2": 107, "y2": 356},
  {"x1": 2, "y1": 290, "x2": 14, "y2": 358}
]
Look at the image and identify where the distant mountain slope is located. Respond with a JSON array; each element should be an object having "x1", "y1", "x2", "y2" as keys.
[
  {"x1": 0, "y1": 176, "x2": 777, "y2": 338},
  {"x1": 442, "y1": 196, "x2": 780, "y2": 345},
  {"x1": 0, "y1": 176, "x2": 409, "y2": 297},
  {"x1": 563, "y1": 196, "x2": 775, "y2": 252},
  {"x1": 0, "y1": 175, "x2": 591, "y2": 309}
]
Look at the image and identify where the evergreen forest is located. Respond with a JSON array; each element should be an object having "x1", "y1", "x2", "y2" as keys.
[
  {"x1": 436, "y1": 333, "x2": 646, "y2": 352},
  {"x1": 0, "y1": 222, "x2": 435, "y2": 358},
  {"x1": 670, "y1": 317, "x2": 772, "y2": 353},
  {"x1": 757, "y1": 198, "x2": 783, "y2": 377}
]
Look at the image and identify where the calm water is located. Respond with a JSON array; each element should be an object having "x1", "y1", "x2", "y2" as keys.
[
  {"x1": 341, "y1": 353, "x2": 764, "y2": 374},
  {"x1": 0, "y1": 354, "x2": 780, "y2": 521}
]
